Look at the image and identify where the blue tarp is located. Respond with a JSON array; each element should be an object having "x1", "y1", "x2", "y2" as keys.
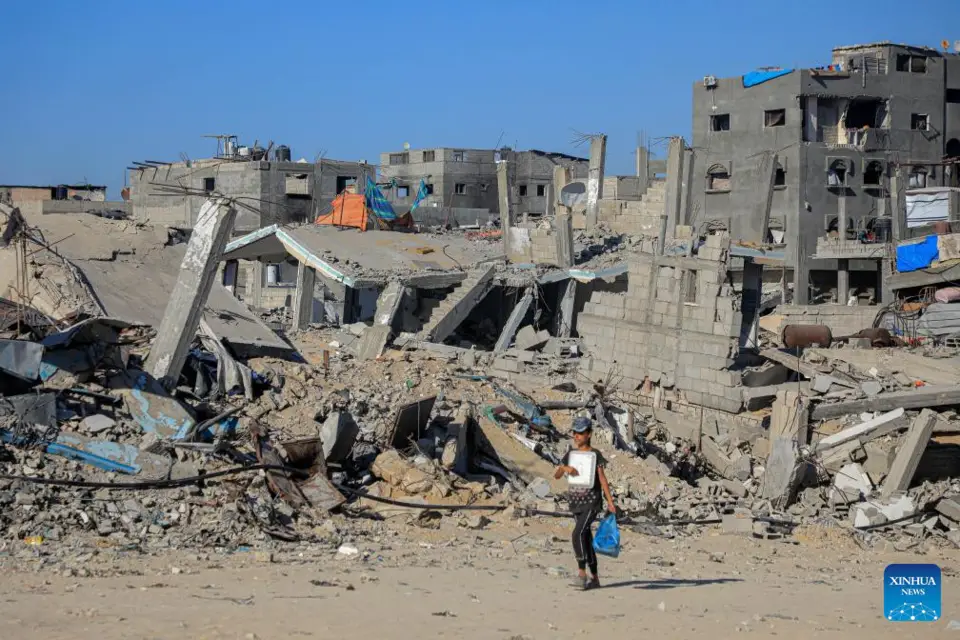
[
  {"x1": 364, "y1": 176, "x2": 397, "y2": 221},
  {"x1": 742, "y1": 69, "x2": 794, "y2": 88},
  {"x1": 896, "y1": 235, "x2": 939, "y2": 273}
]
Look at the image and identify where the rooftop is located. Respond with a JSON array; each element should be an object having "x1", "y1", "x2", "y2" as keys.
[{"x1": 832, "y1": 41, "x2": 959, "y2": 56}]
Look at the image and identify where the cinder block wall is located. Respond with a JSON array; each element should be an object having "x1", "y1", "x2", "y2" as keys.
[
  {"x1": 507, "y1": 224, "x2": 559, "y2": 265},
  {"x1": 579, "y1": 232, "x2": 745, "y2": 413},
  {"x1": 597, "y1": 180, "x2": 665, "y2": 236},
  {"x1": 776, "y1": 305, "x2": 879, "y2": 337}
]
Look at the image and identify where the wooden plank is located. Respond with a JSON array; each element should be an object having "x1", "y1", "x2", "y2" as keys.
[
  {"x1": 813, "y1": 408, "x2": 905, "y2": 453},
  {"x1": 880, "y1": 409, "x2": 937, "y2": 499},
  {"x1": 810, "y1": 386, "x2": 960, "y2": 420}
]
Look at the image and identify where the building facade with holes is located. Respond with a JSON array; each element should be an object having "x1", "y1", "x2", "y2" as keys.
[
  {"x1": 129, "y1": 156, "x2": 375, "y2": 232},
  {"x1": 378, "y1": 147, "x2": 588, "y2": 226},
  {"x1": 690, "y1": 41, "x2": 960, "y2": 303}
]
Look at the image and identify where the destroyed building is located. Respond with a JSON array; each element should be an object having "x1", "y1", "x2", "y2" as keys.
[
  {"x1": 128, "y1": 140, "x2": 375, "y2": 232},
  {"x1": 690, "y1": 41, "x2": 960, "y2": 304},
  {"x1": 0, "y1": 183, "x2": 127, "y2": 218},
  {"x1": 378, "y1": 147, "x2": 588, "y2": 226}
]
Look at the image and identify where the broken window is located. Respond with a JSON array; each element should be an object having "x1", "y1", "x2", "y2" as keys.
[
  {"x1": 764, "y1": 109, "x2": 786, "y2": 127},
  {"x1": 422, "y1": 150, "x2": 435, "y2": 162},
  {"x1": 911, "y1": 113, "x2": 929, "y2": 131},
  {"x1": 397, "y1": 185, "x2": 410, "y2": 198},
  {"x1": 845, "y1": 99, "x2": 887, "y2": 129},
  {"x1": 863, "y1": 160, "x2": 884, "y2": 186},
  {"x1": 203, "y1": 177, "x2": 216, "y2": 194},
  {"x1": 452, "y1": 151, "x2": 464, "y2": 162},
  {"x1": 706, "y1": 165, "x2": 731, "y2": 192},
  {"x1": 454, "y1": 183, "x2": 466, "y2": 195},
  {"x1": 536, "y1": 184, "x2": 546, "y2": 196},
  {"x1": 909, "y1": 166, "x2": 928, "y2": 189},
  {"x1": 336, "y1": 176, "x2": 357, "y2": 194},
  {"x1": 389, "y1": 153, "x2": 408, "y2": 165},
  {"x1": 774, "y1": 164, "x2": 786, "y2": 187},
  {"x1": 948, "y1": 89, "x2": 960, "y2": 104},
  {"x1": 827, "y1": 159, "x2": 848, "y2": 186},
  {"x1": 683, "y1": 271, "x2": 698, "y2": 303},
  {"x1": 425, "y1": 183, "x2": 434, "y2": 195},
  {"x1": 896, "y1": 54, "x2": 927, "y2": 73},
  {"x1": 518, "y1": 184, "x2": 528, "y2": 197},
  {"x1": 710, "y1": 114, "x2": 730, "y2": 132}
]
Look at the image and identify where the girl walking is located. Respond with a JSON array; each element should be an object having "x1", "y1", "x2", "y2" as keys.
[{"x1": 554, "y1": 416, "x2": 616, "y2": 590}]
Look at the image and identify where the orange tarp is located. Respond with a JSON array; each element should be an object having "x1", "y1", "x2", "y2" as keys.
[{"x1": 315, "y1": 192, "x2": 369, "y2": 230}]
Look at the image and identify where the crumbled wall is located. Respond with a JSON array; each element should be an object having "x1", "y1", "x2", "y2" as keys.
[
  {"x1": 596, "y1": 180, "x2": 665, "y2": 236},
  {"x1": 578, "y1": 232, "x2": 746, "y2": 413},
  {"x1": 507, "y1": 224, "x2": 559, "y2": 265}
]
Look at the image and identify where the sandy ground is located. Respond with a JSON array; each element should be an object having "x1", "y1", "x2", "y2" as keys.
[{"x1": 0, "y1": 515, "x2": 956, "y2": 640}]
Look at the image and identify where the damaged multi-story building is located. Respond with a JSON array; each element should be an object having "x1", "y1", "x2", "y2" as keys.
[
  {"x1": 689, "y1": 41, "x2": 960, "y2": 304},
  {"x1": 128, "y1": 137, "x2": 374, "y2": 232},
  {"x1": 378, "y1": 146, "x2": 589, "y2": 226}
]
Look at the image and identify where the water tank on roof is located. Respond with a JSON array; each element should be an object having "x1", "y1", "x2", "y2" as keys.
[
  {"x1": 238, "y1": 146, "x2": 251, "y2": 158},
  {"x1": 251, "y1": 145, "x2": 266, "y2": 161},
  {"x1": 55, "y1": 185, "x2": 68, "y2": 201},
  {"x1": 224, "y1": 140, "x2": 236, "y2": 157},
  {"x1": 275, "y1": 145, "x2": 291, "y2": 162},
  {"x1": 266, "y1": 264, "x2": 279, "y2": 285}
]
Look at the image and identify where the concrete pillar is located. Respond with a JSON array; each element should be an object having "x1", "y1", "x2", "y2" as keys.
[
  {"x1": 585, "y1": 135, "x2": 607, "y2": 230},
  {"x1": 837, "y1": 195, "x2": 849, "y2": 303},
  {"x1": 292, "y1": 261, "x2": 317, "y2": 331},
  {"x1": 679, "y1": 147, "x2": 695, "y2": 226},
  {"x1": 222, "y1": 259, "x2": 238, "y2": 296},
  {"x1": 145, "y1": 198, "x2": 237, "y2": 389},
  {"x1": 662, "y1": 137, "x2": 684, "y2": 230},
  {"x1": 494, "y1": 288, "x2": 534, "y2": 352},
  {"x1": 248, "y1": 261, "x2": 264, "y2": 308},
  {"x1": 497, "y1": 161, "x2": 512, "y2": 257},
  {"x1": 739, "y1": 261, "x2": 763, "y2": 349},
  {"x1": 556, "y1": 278, "x2": 577, "y2": 338},
  {"x1": 544, "y1": 182, "x2": 555, "y2": 218},
  {"x1": 803, "y1": 96, "x2": 818, "y2": 142},
  {"x1": 553, "y1": 165, "x2": 569, "y2": 199},
  {"x1": 555, "y1": 212, "x2": 575, "y2": 268},
  {"x1": 890, "y1": 167, "x2": 905, "y2": 243},
  {"x1": 749, "y1": 151, "x2": 778, "y2": 245}
]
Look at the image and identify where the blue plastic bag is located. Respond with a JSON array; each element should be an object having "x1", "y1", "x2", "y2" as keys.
[{"x1": 593, "y1": 513, "x2": 620, "y2": 558}]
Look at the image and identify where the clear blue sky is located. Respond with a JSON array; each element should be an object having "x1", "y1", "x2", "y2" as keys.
[{"x1": 1, "y1": 0, "x2": 956, "y2": 198}]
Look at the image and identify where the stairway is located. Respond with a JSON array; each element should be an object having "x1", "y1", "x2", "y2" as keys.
[{"x1": 417, "y1": 265, "x2": 496, "y2": 342}]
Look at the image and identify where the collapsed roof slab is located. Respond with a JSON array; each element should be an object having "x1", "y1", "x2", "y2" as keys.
[{"x1": 223, "y1": 224, "x2": 502, "y2": 289}]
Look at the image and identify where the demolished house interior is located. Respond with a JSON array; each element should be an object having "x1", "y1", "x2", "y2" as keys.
[{"x1": 0, "y1": 129, "x2": 959, "y2": 562}]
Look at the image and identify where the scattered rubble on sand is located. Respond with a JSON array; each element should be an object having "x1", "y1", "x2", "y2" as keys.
[{"x1": 0, "y1": 195, "x2": 958, "y2": 578}]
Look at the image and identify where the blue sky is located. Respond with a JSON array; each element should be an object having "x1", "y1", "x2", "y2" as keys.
[{"x1": 1, "y1": 0, "x2": 955, "y2": 197}]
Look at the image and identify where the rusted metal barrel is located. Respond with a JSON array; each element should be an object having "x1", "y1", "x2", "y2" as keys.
[{"x1": 781, "y1": 324, "x2": 832, "y2": 349}]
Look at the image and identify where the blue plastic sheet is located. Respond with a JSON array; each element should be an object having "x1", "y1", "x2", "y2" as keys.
[
  {"x1": 742, "y1": 69, "x2": 794, "y2": 88},
  {"x1": 593, "y1": 513, "x2": 621, "y2": 558},
  {"x1": 896, "y1": 235, "x2": 939, "y2": 273}
]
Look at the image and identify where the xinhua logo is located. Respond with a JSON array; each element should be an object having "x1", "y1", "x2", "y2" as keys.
[{"x1": 884, "y1": 564, "x2": 941, "y2": 622}]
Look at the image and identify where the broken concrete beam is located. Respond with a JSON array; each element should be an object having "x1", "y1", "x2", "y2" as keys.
[
  {"x1": 356, "y1": 283, "x2": 407, "y2": 360},
  {"x1": 761, "y1": 437, "x2": 805, "y2": 508},
  {"x1": 759, "y1": 349, "x2": 855, "y2": 388},
  {"x1": 769, "y1": 390, "x2": 807, "y2": 442},
  {"x1": 514, "y1": 326, "x2": 550, "y2": 351},
  {"x1": 742, "y1": 382, "x2": 809, "y2": 411},
  {"x1": 813, "y1": 408, "x2": 905, "y2": 453},
  {"x1": 811, "y1": 385, "x2": 960, "y2": 420},
  {"x1": 425, "y1": 265, "x2": 495, "y2": 343},
  {"x1": 936, "y1": 497, "x2": 960, "y2": 523},
  {"x1": 494, "y1": 288, "x2": 534, "y2": 353},
  {"x1": 319, "y1": 411, "x2": 360, "y2": 464},
  {"x1": 819, "y1": 439, "x2": 867, "y2": 475},
  {"x1": 144, "y1": 198, "x2": 237, "y2": 389},
  {"x1": 475, "y1": 415, "x2": 565, "y2": 495},
  {"x1": 497, "y1": 161, "x2": 513, "y2": 256},
  {"x1": 862, "y1": 441, "x2": 897, "y2": 481},
  {"x1": 829, "y1": 462, "x2": 873, "y2": 504},
  {"x1": 880, "y1": 409, "x2": 937, "y2": 500},
  {"x1": 700, "y1": 436, "x2": 750, "y2": 481}
]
